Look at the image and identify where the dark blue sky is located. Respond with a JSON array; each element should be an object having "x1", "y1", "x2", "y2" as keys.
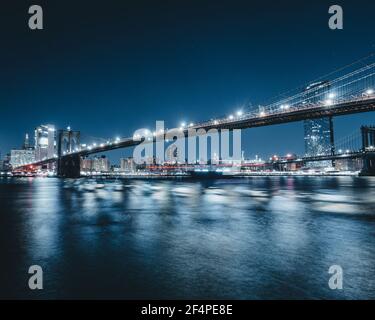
[{"x1": 1, "y1": 0, "x2": 374, "y2": 161}]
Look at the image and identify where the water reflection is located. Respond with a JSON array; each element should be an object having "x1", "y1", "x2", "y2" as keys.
[{"x1": 0, "y1": 176, "x2": 375, "y2": 299}]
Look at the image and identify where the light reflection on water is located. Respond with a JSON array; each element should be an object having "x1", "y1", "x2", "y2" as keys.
[{"x1": 0, "y1": 176, "x2": 375, "y2": 299}]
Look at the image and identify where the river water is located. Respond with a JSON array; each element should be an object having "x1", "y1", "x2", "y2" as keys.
[{"x1": 0, "y1": 176, "x2": 374, "y2": 299}]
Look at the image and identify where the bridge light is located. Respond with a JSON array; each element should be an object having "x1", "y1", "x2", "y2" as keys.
[
  {"x1": 236, "y1": 110, "x2": 243, "y2": 117},
  {"x1": 366, "y1": 89, "x2": 374, "y2": 95},
  {"x1": 100, "y1": 143, "x2": 104, "y2": 147},
  {"x1": 284, "y1": 104, "x2": 290, "y2": 109},
  {"x1": 338, "y1": 149, "x2": 342, "y2": 153},
  {"x1": 328, "y1": 93, "x2": 336, "y2": 99},
  {"x1": 93, "y1": 143, "x2": 97, "y2": 147},
  {"x1": 346, "y1": 149, "x2": 350, "y2": 153},
  {"x1": 153, "y1": 131, "x2": 156, "y2": 137},
  {"x1": 67, "y1": 126, "x2": 71, "y2": 131},
  {"x1": 228, "y1": 114, "x2": 234, "y2": 120},
  {"x1": 189, "y1": 122, "x2": 194, "y2": 127},
  {"x1": 260, "y1": 111, "x2": 266, "y2": 117},
  {"x1": 213, "y1": 120, "x2": 218, "y2": 125},
  {"x1": 324, "y1": 99, "x2": 333, "y2": 106}
]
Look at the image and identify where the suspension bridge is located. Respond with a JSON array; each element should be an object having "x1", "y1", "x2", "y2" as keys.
[{"x1": 13, "y1": 54, "x2": 375, "y2": 177}]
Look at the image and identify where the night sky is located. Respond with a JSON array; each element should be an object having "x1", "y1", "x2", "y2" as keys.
[{"x1": 1, "y1": 0, "x2": 374, "y2": 161}]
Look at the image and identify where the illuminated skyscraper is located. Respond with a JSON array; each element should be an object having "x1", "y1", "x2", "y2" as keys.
[
  {"x1": 34, "y1": 124, "x2": 56, "y2": 161},
  {"x1": 304, "y1": 118, "x2": 331, "y2": 157},
  {"x1": 303, "y1": 81, "x2": 333, "y2": 168}
]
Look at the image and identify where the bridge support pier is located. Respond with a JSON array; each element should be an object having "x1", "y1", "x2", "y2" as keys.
[
  {"x1": 57, "y1": 155, "x2": 81, "y2": 178},
  {"x1": 359, "y1": 126, "x2": 375, "y2": 176},
  {"x1": 360, "y1": 153, "x2": 375, "y2": 176},
  {"x1": 329, "y1": 116, "x2": 336, "y2": 168}
]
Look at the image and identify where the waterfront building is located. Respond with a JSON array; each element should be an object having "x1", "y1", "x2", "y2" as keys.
[
  {"x1": 10, "y1": 149, "x2": 35, "y2": 168},
  {"x1": 93, "y1": 156, "x2": 110, "y2": 172},
  {"x1": 335, "y1": 158, "x2": 363, "y2": 172},
  {"x1": 81, "y1": 158, "x2": 94, "y2": 172},
  {"x1": 120, "y1": 157, "x2": 136, "y2": 173}
]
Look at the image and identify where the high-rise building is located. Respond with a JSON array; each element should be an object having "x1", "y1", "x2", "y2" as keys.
[
  {"x1": 303, "y1": 81, "x2": 333, "y2": 168},
  {"x1": 34, "y1": 125, "x2": 56, "y2": 161},
  {"x1": 304, "y1": 119, "x2": 332, "y2": 157},
  {"x1": 23, "y1": 133, "x2": 31, "y2": 150},
  {"x1": 120, "y1": 157, "x2": 136, "y2": 173}
]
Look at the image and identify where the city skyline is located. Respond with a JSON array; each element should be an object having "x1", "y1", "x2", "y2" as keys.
[{"x1": 1, "y1": 1, "x2": 375, "y2": 161}]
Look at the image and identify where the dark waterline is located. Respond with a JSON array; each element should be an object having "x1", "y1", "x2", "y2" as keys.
[{"x1": 0, "y1": 176, "x2": 375, "y2": 299}]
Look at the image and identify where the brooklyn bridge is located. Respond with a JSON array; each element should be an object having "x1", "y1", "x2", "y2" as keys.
[{"x1": 14, "y1": 56, "x2": 375, "y2": 177}]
